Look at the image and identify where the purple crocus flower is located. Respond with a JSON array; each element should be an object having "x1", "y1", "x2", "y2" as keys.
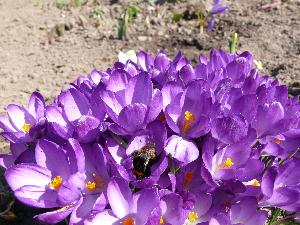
[
  {"x1": 202, "y1": 134, "x2": 263, "y2": 182},
  {"x1": 4, "y1": 139, "x2": 84, "y2": 211},
  {"x1": 37, "y1": 143, "x2": 109, "y2": 225},
  {"x1": 0, "y1": 92, "x2": 46, "y2": 168},
  {"x1": 85, "y1": 177, "x2": 160, "y2": 225},
  {"x1": 208, "y1": 1, "x2": 228, "y2": 31},
  {"x1": 100, "y1": 72, "x2": 163, "y2": 135},
  {"x1": 164, "y1": 80, "x2": 212, "y2": 166},
  {"x1": 260, "y1": 158, "x2": 300, "y2": 212},
  {"x1": 107, "y1": 121, "x2": 168, "y2": 188},
  {"x1": 46, "y1": 87, "x2": 105, "y2": 143}
]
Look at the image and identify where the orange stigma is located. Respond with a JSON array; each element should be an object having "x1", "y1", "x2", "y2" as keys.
[
  {"x1": 50, "y1": 176, "x2": 63, "y2": 190},
  {"x1": 120, "y1": 217, "x2": 135, "y2": 225},
  {"x1": 182, "y1": 111, "x2": 195, "y2": 134},
  {"x1": 274, "y1": 138, "x2": 281, "y2": 145},
  {"x1": 93, "y1": 173, "x2": 106, "y2": 189},
  {"x1": 183, "y1": 171, "x2": 193, "y2": 189}
]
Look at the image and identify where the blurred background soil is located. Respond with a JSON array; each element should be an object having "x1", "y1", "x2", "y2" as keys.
[{"x1": 0, "y1": 0, "x2": 300, "y2": 224}]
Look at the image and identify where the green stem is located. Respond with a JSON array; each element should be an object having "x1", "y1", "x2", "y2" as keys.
[
  {"x1": 272, "y1": 215, "x2": 296, "y2": 225},
  {"x1": 268, "y1": 208, "x2": 282, "y2": 225},
  {"x1": 279, "y1": 148, "x2": 300, "y2": 165}
]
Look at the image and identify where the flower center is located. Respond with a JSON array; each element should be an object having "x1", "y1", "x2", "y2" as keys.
[
  {"x1": 85, "y1": 173, "x2": 106, "y2": 192},
  {"x1": 182, "y1": 111, "x2": 196, "y2": 135},
  {"x1": 213, "y1": 157, "x2": 234, "y2": 173},
  {"x1": 274, "y1": 138, "x2": 281, "y2": 145},
  {"x1": 86, "y1": 181, "x2": 96, "y2": 192},
  {"x1": 252, "y1": 179, "x2": 260, "y2": 187},
  {"x1": 22, "y1": 123, "x2": 30, "y2": 133},
  {"x1": 160, "y1": 216, "x2": 165, "y2": 224},
  {"x1": 50, "y1": 176, "x2": 63, "y2": 190},
  {"x1": 183, "y1": 171, "x2": 193, "y2": 189},
  {"x1": 120, "y1": 217, "x2": 135, "y2": 225},
  {"x1": 187, "y1": 211, "x2": 199, "y2": 222}
]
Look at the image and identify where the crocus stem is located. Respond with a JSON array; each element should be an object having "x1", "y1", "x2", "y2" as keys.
[
  {"x1": 279, "y1": 148, "x2": 300, "y2": 165},
  {"x1": 228, "y1": 32, "x2": 238, "y2": 53},
  {"x1": 271, "y1": 215, "x2": 295, "y2": 225},
  {"x1": 268, "y1": 208, "x2": 282, "y2": 225},
  {"x1": 108, "y1": 131, "x2": 128, "y2": 149}
]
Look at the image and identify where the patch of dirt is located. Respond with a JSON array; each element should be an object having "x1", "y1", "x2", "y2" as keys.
[{"x1": 0, "y1": 0, "x2": 300, "y2": 223}]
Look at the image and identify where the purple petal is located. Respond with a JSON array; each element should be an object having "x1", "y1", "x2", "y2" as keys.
[
  {"x1": 7, "y1": 104, "x2": 35, "y2": 131},
  {"x1": 35, "y1": 203, "x2": 75, "y2": 223},
  {"x1": 5, "y1": 163, "x2": 51, "y2": 191},
  {"x1": 164, "y1": 135, "x2": 199, "y2": 166},
  {"x1": 135, "y1": 188, "x2": 160, "y2": 224},
  {"x1": 107, "y1": 177, "x2": 133, "y2": 218},
  {"x1": 74, "y1": 115, "x2": 100, "y2": 143},
  {"x1": 35, "y1": 139, "x2": 70, "y2": 178},
  {"x1": 61, "y1": 88, "x2": 90, "y2": 122},
  {"x1": 125, "y1": 72, "x2": 153, "y2": 105},
  {"x1": 84, "y1": 210, "x2": 118, "y2": 225},
  {"x1": 146, "y1": 89, "x2": 163, "y2": 123},
  {"x1": 118, "y1": 103, "x2": 148, "y2": 133},
  {"x1": 161, "y1": 81, "x2": 183, "y2": 110},
  {"x1": 28, "y1": 91, "x2": 45, "y2": 120},
  {"x1": 0, "y1": 154, "x2": 14, "y2": 169},
  {"x1": 106, "y1": 69, "x2": 130, "y2": 92},
  {"x1": 65, "y1": 138, "x2": 85, "y2": 174},
  {"x1": 14, "y1": 185, "x2": 58, "y2": 208},
  {"x1": 211, "y1": 114, "x2": 249, "y2": 144},
  {"x1": 252, "y1": 102, "x2": 284, "y2": 137}
]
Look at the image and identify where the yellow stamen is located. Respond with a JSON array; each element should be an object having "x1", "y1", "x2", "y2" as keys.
[
  {"x1": 274, "y1": 138, "x2": 281, "y2": 145},
  {"x1": 22, "y1": 123, "x2": 30, "y2": 133},
  {"x1": 225, "y1": 157, "x2": 234, "y2": 167},
  {"x1": 160, "y1": 216, "x2": 164, "y2": 224},
  {"x1": 213, "y1": 157, "x2": 234, "y2": 173},
  {"x1": 50, "y1": 176, "x2": 62, "y2": 190},
  {"x1": 183, "y1": 171, "x2": 193, "y2": 189},
  {"x1": 182, "y1": 111, "x2": 196, "y2": 134},
  {"x1": 120, "y1": 217, "x2": 135, "y2": 225},
  {"x1": 252, "y1": 179, "x2": 260, "y2": 187},
  {"x1": 86, "y1": 181, "x2": 96, "y2": 192},
  {"x1": 188, "y1": 211, "x2": 199, "y2": 222}
]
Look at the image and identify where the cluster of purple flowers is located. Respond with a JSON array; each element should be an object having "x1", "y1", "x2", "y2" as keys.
[{"x1": 1, "y1": 49, "x2": 300, "y2": 225}]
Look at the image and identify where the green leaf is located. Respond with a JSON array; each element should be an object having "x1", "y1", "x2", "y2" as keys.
[
  {"x1": 172, "y1": 13, "x2": 183, "y2": 23},
  {"x1": 127, "y1": 5, "x2": 140, "y2": 22},
  {"x1": 56, "y1": 0, "x2": 64, "y2": 9}
]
